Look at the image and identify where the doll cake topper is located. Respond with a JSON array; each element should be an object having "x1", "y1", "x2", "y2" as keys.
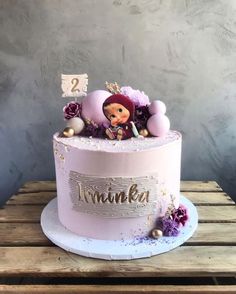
[
  {"x1": 103, "y1": 93, "x2": 138, "y2": 140},
  {"x1": 61, "y1": 75, "x2": 170, "y2": 139}
]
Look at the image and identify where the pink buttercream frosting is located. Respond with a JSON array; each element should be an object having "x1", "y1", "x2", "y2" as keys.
[{"x1": 53, "y1": 131, "x2": 182, "y2": 240}]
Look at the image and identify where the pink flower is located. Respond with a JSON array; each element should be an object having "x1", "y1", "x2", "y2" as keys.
[
  {"x1": 171, "y1": 205, "x2": 188, "y2": 226},
  {"x1": 120, "y1": 86, "x2": 150, "y2": 107},
  {"x1": 63, "y1": 101, "x2": 82, "y2": 120}
]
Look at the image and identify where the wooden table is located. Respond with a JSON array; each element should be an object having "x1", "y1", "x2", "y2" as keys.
[{"x1": 0, "y1": 181, "x2": 235, "y2": 293}]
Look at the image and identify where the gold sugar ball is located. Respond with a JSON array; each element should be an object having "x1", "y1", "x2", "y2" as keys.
[
  {"x1": 139, "y1": 129, "x2": 149, "y2": 137},
  {"x1": 63, "y1": 127, "x2": 75, "y2": 138},
  {"x1": 151, "y1": 229, "x2": 163, "y2": 239}
]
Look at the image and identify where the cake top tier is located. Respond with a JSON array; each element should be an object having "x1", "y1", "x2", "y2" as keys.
[{"x1": 54, "y1": 131, "x2": 181, "y2": 153}]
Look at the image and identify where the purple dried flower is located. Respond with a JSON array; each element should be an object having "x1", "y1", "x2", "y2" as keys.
[
  {"x1": 171, "y1": 205, "x2": 188, "y2": 226},
  {"x1": 82, "y1": 121, "x2": 106, "y2": 138},
  {"x1": 134, "y1": 105, "x2": 151, "y2": 130},
  {"x1": 161, "y1": 217, "x2": 179, "y2": 237},
  {"x1": 155, "y1": 205, "x2": 188, "y2": 237},
  {"x1": 120, "y1": 86, "x2": 150, "y2": 107},
  {"x1": 63, "y1": 101, "x2": 82, "y2": 120}
]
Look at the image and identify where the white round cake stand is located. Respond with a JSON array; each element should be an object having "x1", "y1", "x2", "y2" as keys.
[{"x1": 41, "y1": 195, "x2": 198, "y2": 260}]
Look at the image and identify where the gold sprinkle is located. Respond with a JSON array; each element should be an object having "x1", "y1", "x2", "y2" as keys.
[
  {"x1": 59, "y1": 154, "x2": 65, "y2": 161},
  {"x1": 139, "y1": 129, "x2": 149, "y2": 137},
  {"x1": 161, "y1": 190, "x2": 167, "y2": 196}
]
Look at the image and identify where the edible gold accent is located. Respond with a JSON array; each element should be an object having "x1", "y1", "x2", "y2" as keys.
[
  {"x1": 105, "y1": 81, "x2": 121, "y2": 94},
  {"x1": 63, "y1": 127, "x2": 75, "y2": 137},
  {"x1": 151, "y1": 229, "x2": 163, "y2": 239},
  {"x1": 69, "y1": 171, "x2": 158, "y2": 218},
  {"x1": 76, "y1": 183, "x2": 149, "y2": 204},
  {"x1": 139, "y1": 129, "x2": 149, "y2": 137},
  {"x1": 161, "y1": 189, "x2": 167, "y2": 196},
  {"x1": 59, "y1": 154, "x2": 65, "y2": 161}
]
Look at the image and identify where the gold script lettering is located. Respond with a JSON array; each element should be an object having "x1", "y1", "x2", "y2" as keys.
[
  {"x1": 115, "y1": 192, "x2": 127, "y2": 203},
  {"x1": 128, "y1": 184, "x2": 139, "y2": 202},
  {"x1": 139, "y1": 191, "x2": 149, "y2": 203},
  {"x1": 72, "y1": 181, "x2": 149, "y2": 205}
]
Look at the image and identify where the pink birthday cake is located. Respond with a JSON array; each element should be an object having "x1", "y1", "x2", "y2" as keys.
[{"x1": 53, "y1": 82, "x2": 188, "y2": 241}]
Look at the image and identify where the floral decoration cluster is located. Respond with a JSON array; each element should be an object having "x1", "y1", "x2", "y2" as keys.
[
  {"x1": 63, "y1": 101, "x2": 106, "y2": 138},
  {"x1": 157, "y1": 205, "x2": 189, "y2": 237},
  {"x1": 120, "y1": 86, "x2": 150, "y2": 107},
  {"x1": 63, "y1": 86, "x2": 152, "y2": 139}
]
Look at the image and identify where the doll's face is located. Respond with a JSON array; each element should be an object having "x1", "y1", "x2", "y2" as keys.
[{"x1": 104, "y1": 103, "x2": 130, "y2": 127}]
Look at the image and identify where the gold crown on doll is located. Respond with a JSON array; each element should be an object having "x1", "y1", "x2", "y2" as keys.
[{"x1": 105, "y1": 81, "x2": 121, "y2": 94}]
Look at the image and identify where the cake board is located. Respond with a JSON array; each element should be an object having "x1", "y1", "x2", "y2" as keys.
[{"x1": 41, "y1": 195, "x2": 198, "y2": 260}]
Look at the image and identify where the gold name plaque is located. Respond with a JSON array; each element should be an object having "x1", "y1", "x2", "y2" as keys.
[{"x1": 69, "y1": 171, "x2": 158, "y2": 218}]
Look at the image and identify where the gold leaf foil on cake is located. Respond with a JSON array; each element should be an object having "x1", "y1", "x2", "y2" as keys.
[
  {"x1": 161, "y1": 189, "x2": 167, "y2": 196},
  {"x1": 59, "y1": 154, "x2": 65, "y2": 161}
]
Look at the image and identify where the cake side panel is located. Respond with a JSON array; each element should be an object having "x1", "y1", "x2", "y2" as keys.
[{"x1": 53, "y1": 136, "x2": 182, "y2": 240}]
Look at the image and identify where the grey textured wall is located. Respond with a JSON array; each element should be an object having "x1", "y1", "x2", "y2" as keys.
[{"x1": 0, "y1": 0, "x2": 236, "y2": 206}]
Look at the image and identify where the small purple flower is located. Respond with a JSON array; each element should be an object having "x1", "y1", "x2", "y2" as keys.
[
  {"x1": 63, "y1": 101, "x2": 82, "y2": 120},
  {"x1": 81, "y1": 121, "x2": 106, "y2": 138},
  {"x1": 171, "y1": 205, "x2": 188, "y2": 226},
  {"x1": 134, "y1": 105, "x2": 151, "y2": 130},
  {"x1": 161, "y1": 217, "x2": 179, "y2": 237},
  {"x1": 120, "y1": 86, "x2": 150, "y2": 107},
  {"x1": 135, "y1": 105, "x2": 151, "y2": 120}
]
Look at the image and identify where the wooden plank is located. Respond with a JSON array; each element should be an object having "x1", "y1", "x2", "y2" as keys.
[
  {"x1": 0, "y1": 223, "x2": 236, "y2": 246},
  {"x1": 0, "y1": 246, "x2": 235, "y2": 277},
  {"x1": 189, "y1": 223, "x2": 236, "y2": 245},
  {"x1": 0, "y1": 284, "x2": 236, "y2": 294},
  {"x1": 184, "y1": 192, "x2": 235, "y2": 205},
  {"x1": 18, "y1": 181, "x2": 222, "y2": 194},
  {"x1": 1, "y1": 205, "x2": 235, "y2": 223},
  {"x1": 0, "y1": 223, "x2": 51, "y2": 246},
  {"x1": 197, "y1": 206, "x2": 236, "y2": 223},
  {"x1": 6, "y1": 192, "x2": 56, "y2": 205},
  {"x1": 0, "y1": 205, "x2": 43, "y2": 223},
  {"x1": 6, "y1": 191, "x2": 234, "y2": 206},
  {"x1": 19, "y1": 181, "x2": 56, "y2": 193},
  {"x1": 180, "y1": 181, "x2": 222, "y2": 192}
]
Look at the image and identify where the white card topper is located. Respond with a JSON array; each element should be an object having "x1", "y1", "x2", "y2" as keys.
[{"x1": 61, "y1": 74, "x2": 88, "y2": 98}]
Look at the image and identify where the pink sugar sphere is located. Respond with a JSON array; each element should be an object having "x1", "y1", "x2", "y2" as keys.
[
  {"x1": 147, "y1": 114, "x2": 170, "y2": 137},
  {"x1": 82, "y1": 90, "x2": 111, "y2": 124},
  {"x1": 148, "y1": 100, "x2": 166, "y2": 115}
]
